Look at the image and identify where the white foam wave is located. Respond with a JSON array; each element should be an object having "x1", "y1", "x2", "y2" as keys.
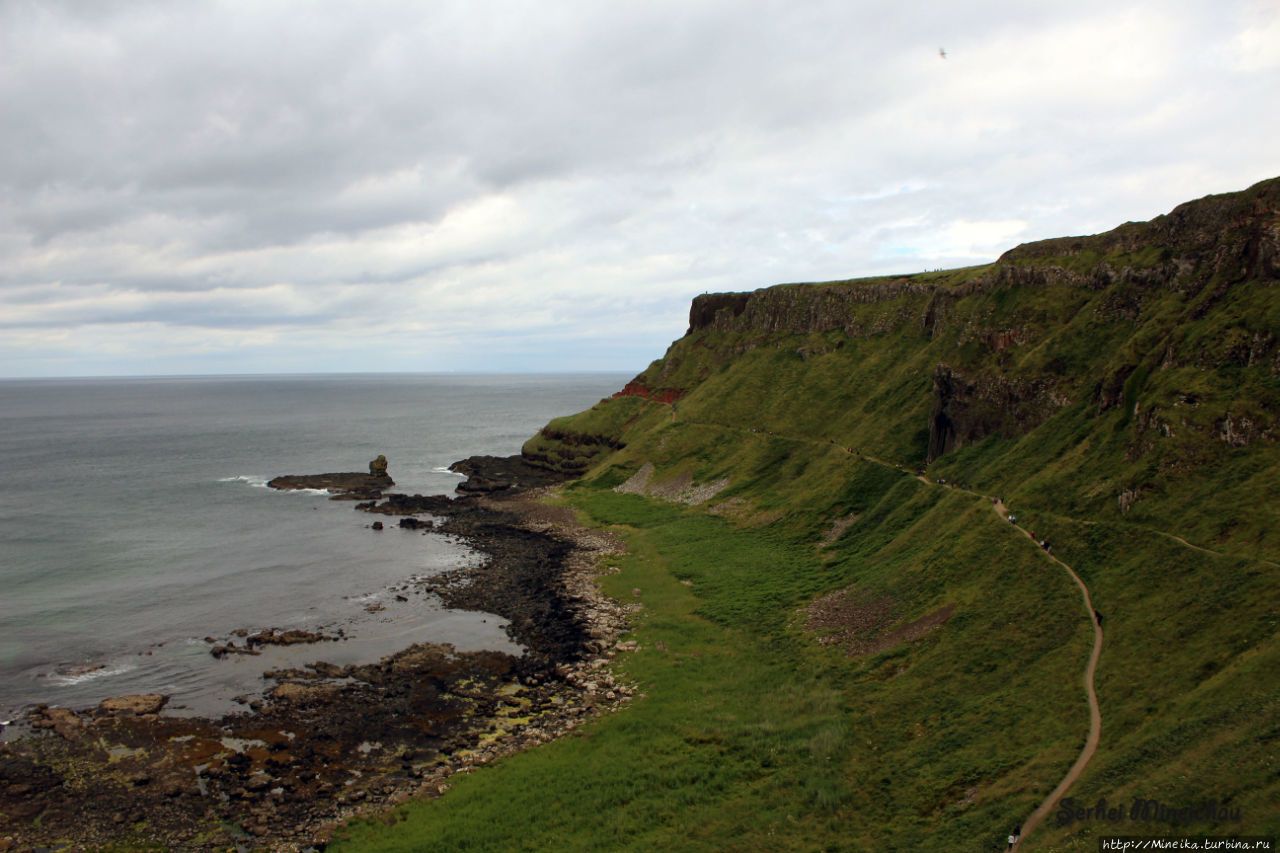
[
  {"x1": 432, "y1": 467, "x2": 467, "y2": 477},
  {"x1": 47, "y1": 661, "x2": 138, "y2": 686},
  {"x1": 219, "y1": 474, "x2": 271, "y2": 489},
  {"x1": 219, "y1": 475, "x2": 332, "y2": 495}
]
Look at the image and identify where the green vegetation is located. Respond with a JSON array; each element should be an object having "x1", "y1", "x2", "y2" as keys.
[
  {"x1": 522, "y1": 395, "x2": 663, "y2": 474},
  {"x1": 335, "y1": 177, "x2": 1278, "y2": 849},
  {"x1": 335, "y1": 479, "x2": 1091, "y2": 851}
]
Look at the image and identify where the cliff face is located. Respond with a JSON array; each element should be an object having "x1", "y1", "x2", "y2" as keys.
[
  {"x1": 687, "y1": 279, "x2": 936, "y2": 336},
  {"x1": 690, "y1": 177, "x2": 1279, "y2": 338},
  {"x1": 665, "y1": 177, "x2": 1280, "y2": 462},
  {"x1": 926, "y1": 365, "x2": 1070, "y2": 461},
  {"x1": 531, "y1": 176, "x2": 1279, "y2": 546}
]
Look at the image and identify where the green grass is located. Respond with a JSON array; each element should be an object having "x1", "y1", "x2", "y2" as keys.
[
  {"x1": 522, "y1": 395, "x2": 665, "y2": 473},
  {"x1": 333, "y1": 469, "x2": 1106, "y2": 851},
  {"x1": 333, "y1": 182, "x2": 1280, "y2": 849}
]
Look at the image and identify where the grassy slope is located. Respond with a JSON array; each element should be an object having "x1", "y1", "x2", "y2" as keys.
[{"x1": 335, "y1": 184, "x2": 1279, "y2": 850}]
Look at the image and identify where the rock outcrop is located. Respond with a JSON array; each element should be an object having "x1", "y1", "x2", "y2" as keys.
[
  {"x1": 686, "y1": 178, "x2": 1279, "y2": 342},
  {"x1": 267, "y1": 456, "x2": 395, "y2": 494},
  {"x1": 451, "y1": 454, "x2": 573, "y2": 493},
  {"x1": 927, "y1": 365, "x2": 1070, "y2": 461}
]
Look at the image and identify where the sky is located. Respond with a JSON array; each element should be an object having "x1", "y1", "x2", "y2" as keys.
[{"x1": 1, "y1": 0, "x2": 1277, "y2": 377}]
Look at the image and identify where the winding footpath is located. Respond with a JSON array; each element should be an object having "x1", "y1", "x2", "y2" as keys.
[
  {"x1": 992, "y1": 500, "x2": 1104, "y2": 850},
  {"x1": 872, "y1": 466, "x2": 1105, "y2": 848},
  {"x1": 894, "y1": 469, "x2": 1106, "y2": 847}
]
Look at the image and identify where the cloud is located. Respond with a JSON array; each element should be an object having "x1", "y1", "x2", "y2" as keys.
[{"x1": 0, "y1": 0, "x2": 1276, "y2": 376}]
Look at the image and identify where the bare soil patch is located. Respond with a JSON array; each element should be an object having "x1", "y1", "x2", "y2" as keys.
[
  {"x1": 805, "y1": 586, "x2": 955, "y2": 656},
  {"x1": 614, "y1": 461, "x2": 729, "y2": 505},
  {"x1": 820, "y1": 513, "x2": 862, "y2": 546}
]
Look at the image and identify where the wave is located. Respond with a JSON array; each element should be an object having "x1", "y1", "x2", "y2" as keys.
[
  {"x1": 46, "y1": 660, "x2": 138, "y2": 686},
  {"x1": 219, "y1": 475, "x2": 330, "y2": 495},
  {"x1": 432, "y1": 466, "x2": 467, "y2": 477},
  {"x1": 218, "y1": 474, "x2": 271, "y2": 489}
]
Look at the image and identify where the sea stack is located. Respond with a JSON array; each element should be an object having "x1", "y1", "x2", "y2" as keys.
[{"x1": 266, "y1": 455, "x2": 395, "y2": 495}]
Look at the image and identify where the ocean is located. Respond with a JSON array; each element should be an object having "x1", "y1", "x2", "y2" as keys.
[{"x1": 0, "y1": 372, "x2": 628, "y2": 728}]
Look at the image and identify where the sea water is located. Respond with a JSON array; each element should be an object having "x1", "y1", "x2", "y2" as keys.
[{"x1": 0, "y1": 373, "x2": 628, "y2": 726}]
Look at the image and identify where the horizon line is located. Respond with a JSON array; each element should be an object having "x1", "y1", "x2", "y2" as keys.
[{"x1": 0, "y1": 369, "x2": 637, "y2": 382}]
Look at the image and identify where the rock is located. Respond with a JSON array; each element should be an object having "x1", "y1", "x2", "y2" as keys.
[
  {"x1": 30, "y1": 707, "x2": 85, "y2": 739},
  {"x1": 210, "y1": 643, "x2": 260, "y2": 658},
  {"x1": 927, "y1": 364, "x2": 1066, "y2": 462},
  {"x1": 371, "y1": 521, "x2": 383, "y2": 530},
  {"x1": 268, "y1": 470, "x2": 394, "y2": 493},
  {"x1": 450, "y1": 454, "x2": 572, "y2": 494},
  {"x1": 271, "y1": 682, "x2": 341, "y2": 704},
  {"x1": 369, "y1": 455, "x2": 389, "y2": 476},
  {"x1": 328, "y1": 488, "x2": 384, "y2": 501},
  {"x1": 246, "y1": 628, "x2": 338, "y2": 648},
  {"x1": 306, "y1": 661, "x2": 346, "y2": 678},
  {"x1": 97, "y1": 694, "x2": 168, "y2": 716},
  {"x1": 61, "y1": 663, "x2": 106, "y2": 678},
  {"x1": 358, "y1": 492, "x2": 455, "y2": 516}
]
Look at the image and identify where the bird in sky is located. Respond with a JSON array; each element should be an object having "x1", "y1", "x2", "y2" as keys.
[{"x1": 939, "y1": 47, "x2": 947, "y2": 59}]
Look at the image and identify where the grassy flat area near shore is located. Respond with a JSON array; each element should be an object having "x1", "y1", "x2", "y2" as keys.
[{"x1": 333, "y1": 477, "x2": 1086, "y2": 852}]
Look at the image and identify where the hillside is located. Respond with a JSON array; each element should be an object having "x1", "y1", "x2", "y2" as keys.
[{"x1": 337, "y1": 178, "x2": 1279, "y2": 851}]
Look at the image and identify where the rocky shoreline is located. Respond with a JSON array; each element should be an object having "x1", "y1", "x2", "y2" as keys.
[{"x1": 0, "y1": 457, "x2": 636, "y2": 853}]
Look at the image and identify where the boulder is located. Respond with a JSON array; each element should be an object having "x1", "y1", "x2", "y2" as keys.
[{"x1": 97, "y1": 693, "x2": 169, "y2": 716}]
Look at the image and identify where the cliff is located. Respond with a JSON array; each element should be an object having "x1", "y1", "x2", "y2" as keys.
[
  {"x1": 527, "y1": 178, "x2": 1278, "y2": 520},
  {"x1": 688, "y1": 175, "x2": 1279, "y2": 338},
  {"x1": 507, "y1": 177, "x2": 1280, "y2": 848}
]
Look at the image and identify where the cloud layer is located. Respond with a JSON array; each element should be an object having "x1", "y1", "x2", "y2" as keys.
[{"x1": 2, "y1": 0, "x2": 1277, "y2": 376}]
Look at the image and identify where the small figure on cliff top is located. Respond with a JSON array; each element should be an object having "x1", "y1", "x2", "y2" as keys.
[{"x1": 369, "y1": 454, "x2": 389, "y2": 476}]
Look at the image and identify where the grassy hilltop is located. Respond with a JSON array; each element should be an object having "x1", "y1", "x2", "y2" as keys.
[{"x1": 337, "y1": 178, "x2": 1279, "y2": 851}]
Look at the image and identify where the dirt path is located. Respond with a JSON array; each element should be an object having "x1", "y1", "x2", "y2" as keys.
[
  {"x1": 993, "y1": 500, "x2": 1104, "y2": 850},
  {"x1": 1150, "y1": 528, "x2": 1280, "y2": 567}
]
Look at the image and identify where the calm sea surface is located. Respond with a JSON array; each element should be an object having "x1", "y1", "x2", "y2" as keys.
[{"x1": 0, "y1": 373, "x2": 628, "y2": 726}]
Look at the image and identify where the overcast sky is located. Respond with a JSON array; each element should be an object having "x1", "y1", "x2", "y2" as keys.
[{"x1": 2, "y1": 0, "x2": 1276, "y2": 377}]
